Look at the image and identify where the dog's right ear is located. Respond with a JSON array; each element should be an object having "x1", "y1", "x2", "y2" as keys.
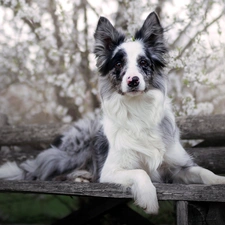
[{"x1": 94, "y1": 17, "x2": 125, "y2": 58}]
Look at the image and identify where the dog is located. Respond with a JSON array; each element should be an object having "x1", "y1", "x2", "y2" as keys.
[{"x1": 1, "y1": 12, "x2": 225, "y2": 214}]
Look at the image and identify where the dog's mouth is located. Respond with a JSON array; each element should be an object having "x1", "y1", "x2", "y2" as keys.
[{"x1": 122, "y1": 89, "x2": 145, "y2": 96}]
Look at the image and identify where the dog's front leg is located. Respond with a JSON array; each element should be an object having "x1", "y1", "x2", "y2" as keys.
[
  {"x1": 176, "y1": 166, "x2": 225, "y2": 185},
  {"x1": 167, "y1": 142, "x2": 225, "y2": 185},
  {"x1": 100, "y1": 164, "x2": 159, "y2": 214}
]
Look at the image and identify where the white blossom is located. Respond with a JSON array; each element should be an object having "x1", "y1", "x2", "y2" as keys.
[{"x1": 0, "y1": 0, "x2": 224, "y2": 123}]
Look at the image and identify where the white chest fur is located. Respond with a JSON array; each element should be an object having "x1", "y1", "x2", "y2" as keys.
[{"x1": 101, "y1": 90, "x2": 167, "y2": 174}]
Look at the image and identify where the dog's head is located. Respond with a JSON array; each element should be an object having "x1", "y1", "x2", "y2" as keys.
[{"x1": 94, "y1": 12, "x2": 167, "y2": 99}]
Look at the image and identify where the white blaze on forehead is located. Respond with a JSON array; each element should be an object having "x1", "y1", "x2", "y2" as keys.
[
  {"x1": 113, "y1": 40, "x2": 145, "y2": 61},
  {"x1": 116, "y1": 40, "x2": 146, "y2": 94},
  {"x1": 120, "y1": 40, "x2": 145, "y2": 62}
]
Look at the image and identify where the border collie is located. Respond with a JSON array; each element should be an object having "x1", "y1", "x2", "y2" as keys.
[{"x1": 1, "y1": 12, "x2": 225, "y2": 214}]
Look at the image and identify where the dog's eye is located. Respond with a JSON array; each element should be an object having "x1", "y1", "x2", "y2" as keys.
[
  {"x1": 140, "y1": 60, "x2": 148, "y2": 68},
  {"x1": 115, "y1": 62, "x2": 122, "y2": 70}
]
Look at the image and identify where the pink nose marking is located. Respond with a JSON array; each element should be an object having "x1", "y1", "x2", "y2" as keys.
[
  {"x1": 127, "y1": 76, "x2": 140, "y2": 87},
  {"x1": 127, "y1": 76, "x2": 133, "y2": 83}
]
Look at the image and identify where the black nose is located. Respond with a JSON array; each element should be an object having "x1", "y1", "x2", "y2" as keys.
[{"x1": 128, "y1": 76, "x2": 140, "y2": 87}]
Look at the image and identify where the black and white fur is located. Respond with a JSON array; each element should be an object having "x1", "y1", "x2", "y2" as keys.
[{"x1": 1, "y1": 12, "x2": 225, "y2": 214}]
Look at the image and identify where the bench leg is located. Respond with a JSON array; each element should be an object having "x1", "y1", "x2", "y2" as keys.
[
  {"x1": 176, "y1": 201, "x2": 188, "y2": 225},
  {"x1": 178, "y1": 201, "x2": 225, "y2": 225}
]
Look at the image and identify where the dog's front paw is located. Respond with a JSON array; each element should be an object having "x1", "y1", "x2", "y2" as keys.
[
  {"x1": 143, "y1": 196, "x2": 159, "y2": 215},
  {"x1": 53, "y1": 170, "x2": 93, "y2": 182},
  {"x1": 67, "y1": 170, "x2": 93, "y2": 182},
  {"x1": 133, "y1": 184, "x2": 159, "y2": 214}
]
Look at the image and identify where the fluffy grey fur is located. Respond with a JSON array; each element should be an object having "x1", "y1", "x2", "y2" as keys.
[{"x1": 0, "y1": 113, "x2": 108, "y2": 182}]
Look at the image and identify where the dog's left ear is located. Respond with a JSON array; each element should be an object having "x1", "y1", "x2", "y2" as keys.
[
  {"x1": 135, "y1": 12, "x2": 167, "y2": 68},
  {"x1": 135, "y1": 12, "x2": 163, "y2": 43}
]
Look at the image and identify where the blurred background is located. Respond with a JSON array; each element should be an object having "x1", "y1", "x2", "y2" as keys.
[
  {"x1": 0, "y1": 0, "x2": 225, "y2": 126},
  {"x1": 0, "y1": 0, "x2": 225, "y2": 224}
]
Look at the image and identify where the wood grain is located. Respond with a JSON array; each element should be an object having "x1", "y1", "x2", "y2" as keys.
[
  {"x1": 0, "y1": 123, "x2": 69, "y2": 146},
  {"x1": 186, "y1": 147, "x2": 225, "y2": 173},
  {"x1": 176, "y1": 114, "x2": 225, "y2": 140},
  {"x1": 0, "y1": 115, "x2": 225, "y2": 146},
  {"x1": 1, "y1": 181, "x2": 225, "y2": 202}
]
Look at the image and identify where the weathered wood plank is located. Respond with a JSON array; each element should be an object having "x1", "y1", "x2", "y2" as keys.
[
  {"x1": 176, "y1": 114, "x2": 225, "y2": 140},
  {"x1": 0, "y1": 115, "x2": 225, "y2": 146},
  {"x1": 156, "y1": 183, "x2": 225, "y2": 202},
  {"x1": 0, "y1": 181, "x2": 225, "y2": 202},
  {"x1": 0, "y1": 181, "x2": 129, "y2": 198},
  {"x1": 0, "y1": 123, "x2": 69, "y2": 146},
  {"x1": 186, "y1": 147, "x2": 225, "y2": 174}
]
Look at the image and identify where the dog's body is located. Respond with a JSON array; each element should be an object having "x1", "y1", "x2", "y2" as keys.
[{"x1": 1, "y1": 12, "x2": 225, "y2": 214}]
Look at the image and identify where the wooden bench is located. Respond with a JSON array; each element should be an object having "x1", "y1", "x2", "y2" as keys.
[{"x1": 0, "y1": 114, "x2": 225, "y2": 225}]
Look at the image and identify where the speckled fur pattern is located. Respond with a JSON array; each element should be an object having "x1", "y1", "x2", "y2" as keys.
[
  {"x1": 0, "y1": 113, "x2": 108, "y2": 182},
  {"x1": 0, "y1": 12, "x2": 225, "y2": 215}
]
